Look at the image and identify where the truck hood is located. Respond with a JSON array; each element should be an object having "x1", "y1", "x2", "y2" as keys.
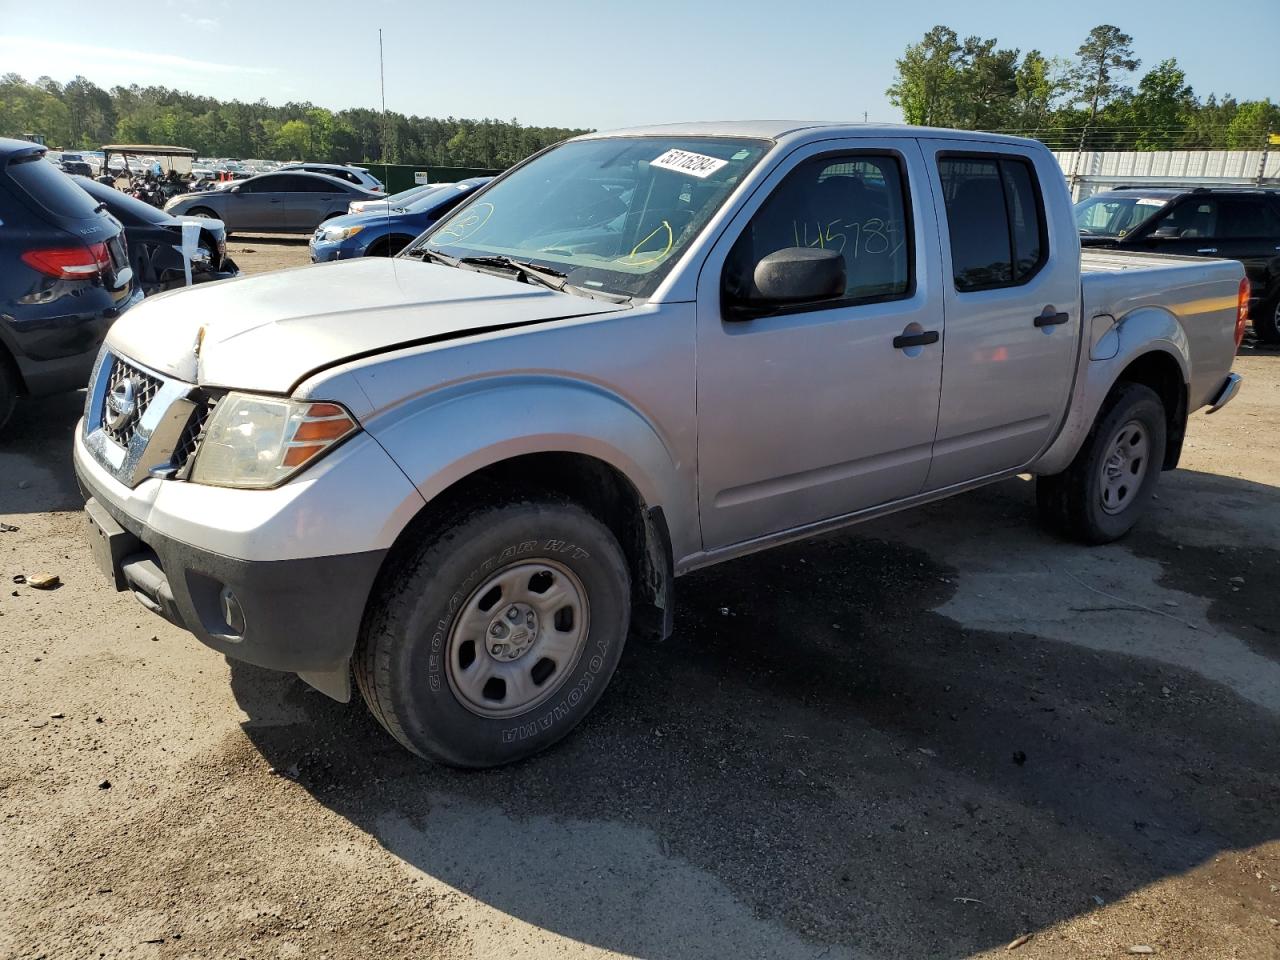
[{"x1": 105, "y1": 257, "x2": 630, "y2": 392}]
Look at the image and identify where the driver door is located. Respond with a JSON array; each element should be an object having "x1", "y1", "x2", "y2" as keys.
[{"x1": 695, "y1": 139, "x2": 944, "y2": 549}]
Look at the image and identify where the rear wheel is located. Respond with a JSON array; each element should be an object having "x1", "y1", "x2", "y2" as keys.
[
  {"x1": 1036, "y1": 382, "x2": 1167, "y2": 544},
  {"x1": 355, "y1": 497, "x2": 631, "y2": 767},
  {"x1": 1253, "y1": 293, "x2": 1280, "y2": 344}
]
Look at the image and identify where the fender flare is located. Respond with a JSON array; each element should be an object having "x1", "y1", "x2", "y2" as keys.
[
  {"x1": 365, "y1": 374, "x2": 698, "y2": 560},
  {"x1": 1033, "y1": 306, "x2": 1190, "y2": 476}
]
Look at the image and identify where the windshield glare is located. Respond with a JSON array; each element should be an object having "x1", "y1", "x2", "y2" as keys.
[
  {"x1": 413, "y1": 136, "x2": 771, "y2": 298},
  {"x1": 1075, "y1": 194, "x2": 1169, "y2": 238}
]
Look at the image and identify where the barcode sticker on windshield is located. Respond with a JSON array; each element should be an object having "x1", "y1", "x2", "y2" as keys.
[{"x1": 650, "y1": 148, "x2": 729, "y2": 179}]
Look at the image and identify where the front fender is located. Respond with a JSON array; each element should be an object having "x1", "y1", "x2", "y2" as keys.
[
  {"x1": 1032, "y1": 305, "x2": 1189, "y2": 476},
  {"x1": 364, "y1": 374, "x2": 699, "y2": 560}
]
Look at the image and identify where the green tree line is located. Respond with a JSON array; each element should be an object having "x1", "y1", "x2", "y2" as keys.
[
  {"x1": 888, "y1": 24, "x2": 1279, "y2": 151},
  {"x1": 0, "y1": 72, "x2": 590, "y2": 167}
]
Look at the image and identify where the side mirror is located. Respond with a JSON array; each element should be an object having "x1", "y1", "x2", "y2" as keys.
[
  {"x1": 726, "y1": 247, "x2": 846, "y2": 319},
  {"x1": 228, "y1": 184, "x2": 241, "y2": 194}
]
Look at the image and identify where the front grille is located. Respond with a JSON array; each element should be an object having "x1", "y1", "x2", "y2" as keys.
[
  {"x1": 101, "y1": 357, "x2": 162, "y2": 447},
  {"x1": 173, "y1": 396, "x2": 219, "y2": 475}
]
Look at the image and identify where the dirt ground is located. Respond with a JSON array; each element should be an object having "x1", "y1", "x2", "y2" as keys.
[{"x1": 1, "y1": 239, "x2": 1278, "y2": 959}]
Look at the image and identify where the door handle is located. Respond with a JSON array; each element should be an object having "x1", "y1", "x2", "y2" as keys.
[
  {"x1": 1034, "y1": 310, "x2": 1070, "y2": 327},
  {"x1": 1196, "y1": 247, "x2": 1218, "y2": 253},
  {"x1": 892, "y1": 330, "x2": 939, "y2": 349}
]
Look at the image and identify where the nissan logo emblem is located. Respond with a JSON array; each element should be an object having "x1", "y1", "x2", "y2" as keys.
[{"x1": 104, "y1": 377, "x2": 138, "y2": 432}]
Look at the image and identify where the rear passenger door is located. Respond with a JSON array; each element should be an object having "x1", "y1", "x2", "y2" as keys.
[
  {"x1": 1212, "y1": 198, "x2": 1280, "y2": 293},
  {"x1": 287, "y1": 176, "x2": 349, "y2": 232},
  {"x1": 918, "y1": 141, "x2": 1080, "y2": 489},
  {"x1": 234, "y1": 174, "x2": 290, "y2": 231}
]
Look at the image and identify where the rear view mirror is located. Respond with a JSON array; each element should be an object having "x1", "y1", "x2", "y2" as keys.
[
  {"x1": 754, "y1": 247, "x2": 845, "y2": 303},
  {"x1": 725, "y1": 247, "x2": 846, "y2": 320}
]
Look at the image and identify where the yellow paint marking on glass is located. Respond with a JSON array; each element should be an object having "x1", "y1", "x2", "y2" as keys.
[{"x1": 623, "y1": 220, "x2": 673, "y2": 266}]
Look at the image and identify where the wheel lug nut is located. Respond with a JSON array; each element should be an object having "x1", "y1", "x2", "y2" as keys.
[
  {"x1": 507, "y1": 607, "x2": 520, "y2": 622},
  {"x1": 491, "y1": 643, "x2": 504, "y2": 655}
]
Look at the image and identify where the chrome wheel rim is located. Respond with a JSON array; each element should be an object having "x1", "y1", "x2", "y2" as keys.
[
  {"x1": 1099, "y1": 419, "x2": 1150, "y2": 515},
  {"x1": 445, "y1": 559, "x2": 590, "y2": 719}
]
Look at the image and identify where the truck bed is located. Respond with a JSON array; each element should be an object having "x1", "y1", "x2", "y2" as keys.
[{"x1": 1080, "y1": 248, "x2": 1242, "y2": 409}]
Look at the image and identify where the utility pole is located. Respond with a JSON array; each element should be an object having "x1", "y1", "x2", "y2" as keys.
[
  {"x1": 379, "y1": 29, "x2": 388, "y2": 165},
  {"x1": 1257, "y1": 131, "x2": 1276, "y2": 187}
]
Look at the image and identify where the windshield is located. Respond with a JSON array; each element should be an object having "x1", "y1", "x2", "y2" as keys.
[
  {"x1": 412, "y1": 136, "x2": 771, "y2": 299},
  {"x1": 1074, "y1": 194, "x2": 1169, "y2": 238},
  {"x1": 381, "y1": 184, "x2": 434, "y2": 206}
]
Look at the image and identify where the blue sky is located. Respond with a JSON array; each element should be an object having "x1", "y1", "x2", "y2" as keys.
[{"x1": 1, "y1": 0, "x2": 1275, "y2": 129}]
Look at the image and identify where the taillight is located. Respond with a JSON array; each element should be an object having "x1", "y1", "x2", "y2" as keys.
[
  {"x1": 1235, "y1": 276, "x2": 1249, "y2": 349},
  {"x1": 20, "y1": 242, "x2": 110, "y2": 280}
]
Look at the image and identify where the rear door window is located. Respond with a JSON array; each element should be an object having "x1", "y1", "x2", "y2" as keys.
[
  {"x1": 937, "y1": 155, "x2": 1047, "y2": 291},
  {"x1": 1216, "y1": 198, "x2": 1280, "y2": 239},
  {"x1": 6, "y1": 153, "x2": 102, "y2": 220},
  {"x1": 299, "y1": 176, "x2": 344, "y2": 193}
]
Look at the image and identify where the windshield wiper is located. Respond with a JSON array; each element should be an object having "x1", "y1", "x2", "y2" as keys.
[
  {"x1": 402, "y1": 246, "x2": 461, "y2": 267},
  {"x1": 462, "y1": 255, "x2": 633, "y2": 304},
  {"x1": 459, "y1": 255, "x2": 568, "y2": 291},
  {"x1": 404, "y1": 249, "x2": 632, "y2": 304}
]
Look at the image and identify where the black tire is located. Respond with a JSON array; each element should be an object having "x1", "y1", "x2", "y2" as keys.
[
  {"x1": 355, "y1": 497, "x2": 631, "y2": 767},
  {"x1": 1253, "y1": 293, "x2": 1280, "y2": 344},
  {"x1": 1036, "y1": 382, "x2": 1167, "y2": 545},
  {"x1": 365, "y1": 236, "x2": 413, "y2": 258},
  {"x1": 0, "y1": 352, "x2": 17, "y2": 434}
]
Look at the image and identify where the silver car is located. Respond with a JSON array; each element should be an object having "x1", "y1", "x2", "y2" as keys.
[
  {"x1": 164, "y1": 171, "x2": 375, "y2": 234},
  {"x1": 277, "y1": 162, "x2": 384, "y2": 192}
]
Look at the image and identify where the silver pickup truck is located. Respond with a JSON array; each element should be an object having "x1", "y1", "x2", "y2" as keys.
[{"x1": 75, "y1": 123, "x2": 1246, "y2": 767}]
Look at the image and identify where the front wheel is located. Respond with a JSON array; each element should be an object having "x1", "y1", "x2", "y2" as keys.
[
  {"x1": 1036, "y1": 382, "x2": 1167, "y2": 544},
  {"x1": 355, "y1": 497, "x2": 631, "y2": 767}
]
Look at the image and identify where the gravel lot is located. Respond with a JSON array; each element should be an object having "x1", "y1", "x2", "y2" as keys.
[{"x1": 2, "y1": 240, "x2": 1278, "y2": 959}]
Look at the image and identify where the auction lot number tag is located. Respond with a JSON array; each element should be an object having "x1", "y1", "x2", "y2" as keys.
[{"x1": 650, "y1": 148, "x2": 728, "y2": 179}]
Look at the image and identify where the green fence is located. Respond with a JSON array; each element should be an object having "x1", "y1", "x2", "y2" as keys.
[{"x1": 361, "y1": 163, "x2": 504, "y2": 193}]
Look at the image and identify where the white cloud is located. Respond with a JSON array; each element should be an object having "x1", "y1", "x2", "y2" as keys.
[
  {"x1": 180, "y1": 14, "x2": 220, "y2": 31},
  {"x1": 0, "y1": 36, "x2": 266, "y2": 76}
]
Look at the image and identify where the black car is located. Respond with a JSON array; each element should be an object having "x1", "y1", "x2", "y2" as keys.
[
  {"x1": 73, "y1": 176, "x2": 239, "y2": 297},
  {"x1": 0, "y1": 138, "x2": 141, "y2": 430},
  {"x1": 1076, "y1": 187, "x2": 1280, "y2": 342}
]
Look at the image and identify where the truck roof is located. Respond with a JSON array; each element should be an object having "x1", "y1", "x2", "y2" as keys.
[{"x1": 576, "y1": 121, "x2": 1044, "y2": 149}]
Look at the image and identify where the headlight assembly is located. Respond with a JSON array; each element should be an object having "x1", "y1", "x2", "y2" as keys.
[
  {"x1": 190, "y1": 393, "x2": 358, "y2": 488},
  {"x1": 321, "y1": 224, "x2": 364, "y2": 242}
]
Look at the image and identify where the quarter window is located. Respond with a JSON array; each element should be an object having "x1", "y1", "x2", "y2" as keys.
[
  {"x1": 725, "y1": 153, "x2": 912, "y2": 307},
  {"x1": 938, "y1": 155, "x2": 1046, "y2": 291}
]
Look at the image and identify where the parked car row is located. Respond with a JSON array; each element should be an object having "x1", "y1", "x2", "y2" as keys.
[{"x1": 0, "y1": 135, "x2": 472, "y2": 431}]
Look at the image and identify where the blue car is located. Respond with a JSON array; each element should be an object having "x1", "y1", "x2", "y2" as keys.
[{"x1": 309, "y1": 177, "x2": 491, "y2": 262}]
